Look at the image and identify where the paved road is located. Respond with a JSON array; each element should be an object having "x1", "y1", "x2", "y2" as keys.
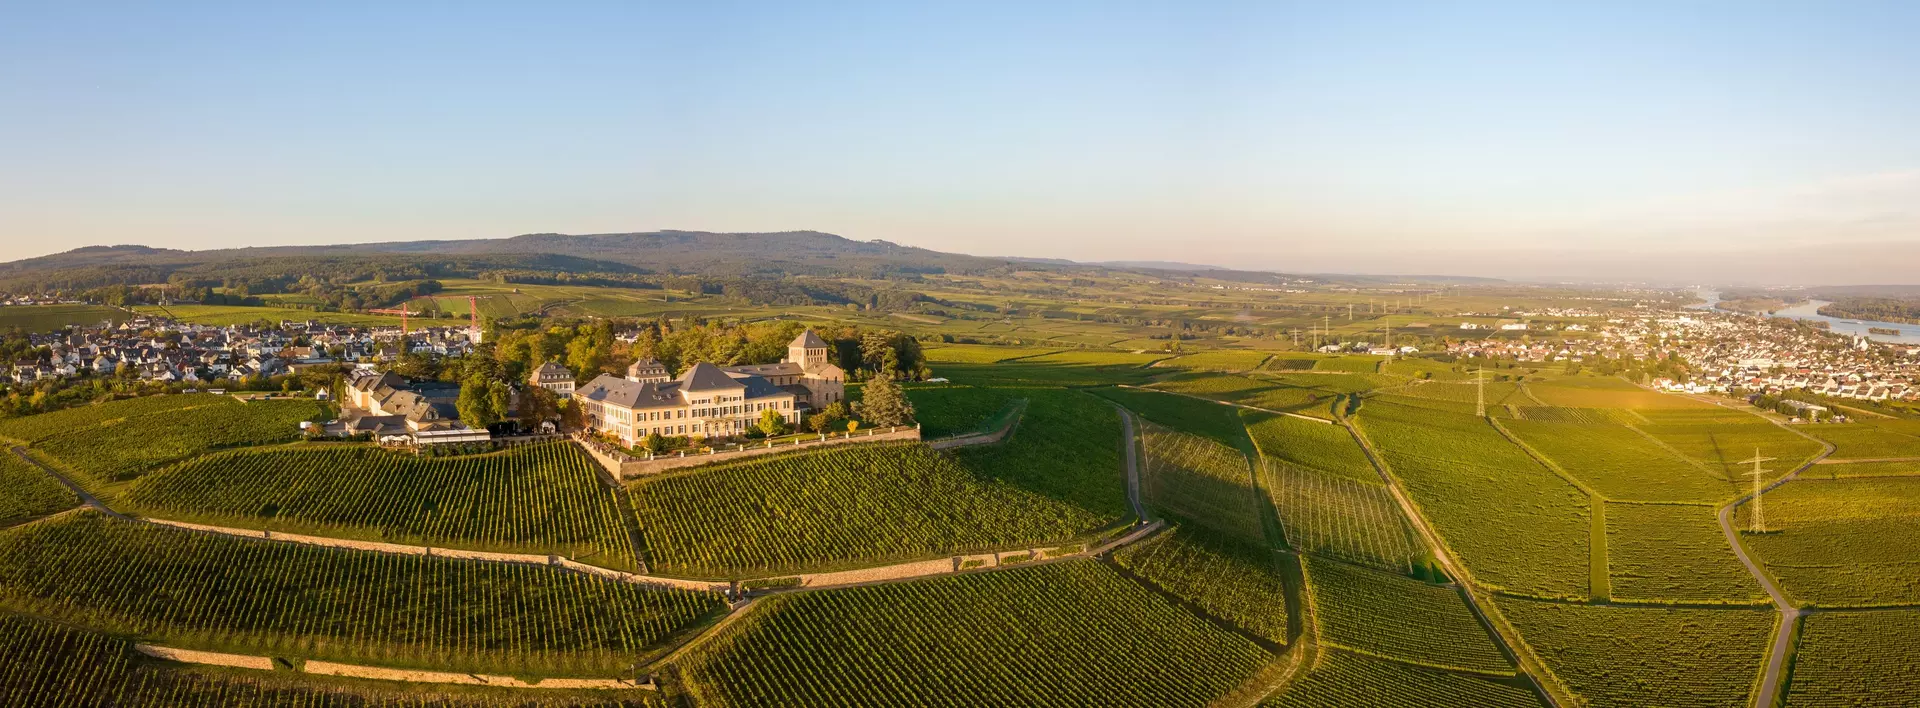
[
  {"x1": 1714, "y1": 418, "x2": 1833, "y2": 708},
  {"x1": 1116, "y1": 407, "x2": 1148, "y2": 522},
  {"x1": 10, "y1": 446, "x2": 124, "y2": 519},
  {"x1": 1338, "y1": 419, "x2": 1564, "y2": 708},
  {"x1": 1114, "y1": 384, "x2": 1337, "y2": 425}
]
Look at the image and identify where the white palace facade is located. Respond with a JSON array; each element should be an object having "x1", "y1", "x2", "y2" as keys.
[{"x1": 573, "y1": 330, "x2": 845, "y2": 445}]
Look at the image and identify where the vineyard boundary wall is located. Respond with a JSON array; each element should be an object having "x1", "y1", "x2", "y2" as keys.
[{"x1": 575, "y1": 426, "x2": 924, "y2": 479}]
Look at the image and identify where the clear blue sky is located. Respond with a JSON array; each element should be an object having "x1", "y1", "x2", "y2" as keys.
[{"x1": 4, "y1": 2, "x2": 1918, "y2": 282}]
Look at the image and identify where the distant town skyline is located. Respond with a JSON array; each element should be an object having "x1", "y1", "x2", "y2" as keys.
[{"x1": 4, "y1": 2, "x2": 1918, "y2": 283}]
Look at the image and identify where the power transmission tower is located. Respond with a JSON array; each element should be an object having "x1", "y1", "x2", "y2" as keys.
[
  {"x1": 1322, "y1": 315, "x2": 1330, "y2": 350},
  {"x1": 1737, "y1": 448, "x2": 1776, "y2": 533},
  {"x1": 1384, "y1": 317, "x2": 1391, "y2": 352},
  {"x1": 1475, "y1": 367, "x2": 1486, "y2": 417},
  {"x1": 1348, "y1": 303, "x2": 1353, "y2": 321}
]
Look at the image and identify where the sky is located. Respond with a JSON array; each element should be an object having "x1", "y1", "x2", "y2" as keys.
[{"x1": 3, "y1": 1, "x2": 1918, "y2": 283}]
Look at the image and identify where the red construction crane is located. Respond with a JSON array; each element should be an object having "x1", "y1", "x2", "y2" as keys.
[
  {"x1": 366, "y1": 306, "x2": 418, "y2": 335},
  {"x1": 462, "y1": 295, "x2": 495, "y2": 343}
]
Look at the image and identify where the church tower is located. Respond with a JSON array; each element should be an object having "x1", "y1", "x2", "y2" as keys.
[{"x1": 788, "y1": 330, "x2": 831, "y2": 371}]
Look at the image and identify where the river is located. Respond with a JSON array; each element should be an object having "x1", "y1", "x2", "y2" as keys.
[{"x1": 1694, "y1": 289, "x2": 1920, "y2": 344}]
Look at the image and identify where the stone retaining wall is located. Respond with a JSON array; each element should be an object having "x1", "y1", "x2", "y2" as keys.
[
  {"x1": 132, "y1": 644, "x2": 650, "y2": 691},
  {"x1": 134, "y1": 644, "x2": 274, "y2": 671},
  {"x1": 599, "y1": 426, "x2": 923, "y2": 478}
]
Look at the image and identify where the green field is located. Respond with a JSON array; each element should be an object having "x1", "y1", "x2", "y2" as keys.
[
  {"x1": 1243, "y1": 411, "x2": 1375, "y2": 482},
  {"x1": 0, "y1": 454, "x2": 78, "y2": 529},
  {"x1": 0, "y1": 512, "x2": 724, "y2": 676},
  {"x1": 35, "y1": 398, "x2": 328, "y2": 488},
  {"x1": 1740, "y1": 477, "x2": 1920, "y2": 606},
  {"x1": 921, "y1": 344, "x2": 1060, "y2": 363},
  {"x1": 902, "y1": 384, "x2": 1023, "y2": 438},
  {"x1": 1497, "y1": 598, "x2": 1774, "y2": 708},
  {"x1": 1265, "y1": 649, "x2": 1542, "y2": 708},
  {"x1": 0, "y1": 611, "x2": 664, "y2": 706},
  {"x1": 1156, "y1": 349, "x2": 1274, "y2": 372},
  {"x1": 121, "y1": 442, "x2": 639, "y2": 569},
  {"x1": 0, "y1": 304, "x2": 127, "y2": 332},
  {"x1": 1525, "y1": 377, "x2": 1709, "y2": 409},
  {"x1": 0, "y1": 393, "x2": 235, "y2": 445},
  {"x1": 674, "y1": 560, "x2": 1271, "y2": 707},
  {"x1": 1603, "y1": 502, "x2": 1765, "y2": 604},
  {"x1": 1632, "y1": 408, "x2": 1826, "y2": 479},
  {"x1": 1785, "y1": 610, "x2": 1920, "y2": 707},
  {"x1": 1356, "y1": 401, "x2": 1591, "y2": 599},
  {"x1": 630, "y1": 442, "x2": 1109, "y2": 577},
  {"x1": 1141, "y1": 425, "x2": 1264, "y2": 542},
  {"x1": 1306, "y1": 555, "x2": 1511, "y2": 675},
  {"x1": 1089, "y1": 385, "x2": 1252, "y2": 448},
  {"x1": 1112, "y1": 526, "x2": 1289, "y2": 644},
  {"x1": 1806, "y1": 421, "x2": 1920, "y2": 460},
  {"x1": 948, "y1": 388, "x2": 1130, "y2": 518},
  {"x1": 133, "y1": 304, "x2": 402, "y2": 326},
  {"x1": 1500, "y1": 417, "x2": 1736, "y2": 503},
  {"x1": 1149, "y1": 372, "x2": 1335, "y2": 417},
  {"x1": 1266, "y1": 459, "x2": 1421, "y2": 572}
]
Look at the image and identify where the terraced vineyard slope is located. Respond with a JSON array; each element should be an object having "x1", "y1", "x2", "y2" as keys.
[
  {"x1": 1111, "y1": 526, "x2": 1289, "y2": 644},
  {"x1": 122, "y1": 441, "x2": 639, "y2": 569},
  {"x1": 1264, "y1": 649, "x2": 1542, "y2": 708},
  {"x1": 674, "y1": 560, "x2": 1271, "y2": 707},
  {"x1": 630, "y1": 442, "x2": 1109, "y2": 577},
  {"x1": 1497, "y1": 597, "x2": 1775, "y2": 708},
  {"x1": 0, "y1": 512, "x2": 725, "y2": 676},
  {"x1": 1140, "y1": 424, "x2": 1264, "y2": 542},
  {"x1": 1305, "y1": 555, "x2": 1511, "y2": 675}
]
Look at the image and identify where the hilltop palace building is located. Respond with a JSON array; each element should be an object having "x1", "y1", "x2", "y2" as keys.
[{"x1": 573, "y1": 330, "x2": 845, "y2": 445}]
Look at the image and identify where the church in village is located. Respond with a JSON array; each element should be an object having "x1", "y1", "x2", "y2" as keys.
[{"x1": 573, "y1": 330, "x2": 845, "y2": 445}]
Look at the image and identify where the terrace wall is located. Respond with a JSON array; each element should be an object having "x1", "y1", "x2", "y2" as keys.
[{"x1": 578, "y1": 426, "x2": 923, "y2": 479}]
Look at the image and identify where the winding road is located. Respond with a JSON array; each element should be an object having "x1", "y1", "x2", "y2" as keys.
[{"x1": 1710, "y1": 411, "x2": 1834, "y2": 708}]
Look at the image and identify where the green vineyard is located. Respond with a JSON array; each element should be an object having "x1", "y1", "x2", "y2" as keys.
[
  {"x1": 0, "y1": 393, "x2": 234, "y2": 445},
  {"x1": 1244, "y1": 411, "x2": 1376, "y2": 482},
  {"x1": 0, "y1": 612, "x2": 664, "y2": 707},
  {"x1": 0, "y1": 512, "x2": 724, "y2": 676},
  {"x1": 1111, "y1": 526, "x2": 1290, "y2": 644},
  {"x1": 1141, "y1": 424, "x2": 1265, "y2": 542},
  {"x1": 1785, "y1": 610, "x2": 1920, "y2": 707},
  {"x1": 1741, "y1": 476, "x2": 1920, "y2": 606},
  {"x1": 0, "y1": 452, "x2": 79, "y2": 527},
  {"x1": 674, "y1": 560, "x2": 1273, "y2": 707},
  {"x1": 1304, "y1": 555, "x2": 1511, "y2": 675},
  {"x1": 1496, "y1": 597, "x2": 1775, "y2": 708},
  {"x1": 1265, "y1": 459, "x2": 1421, "y2": 572},
  {"x1": 630, "y1": 442, "x2": 1108, "y2": 577},
  {"x1": 122, "y1": 441, "x2": 639, "y2": 568},
  {"x1": 1356, "y1": 401, "x2": 1592, "y2": 599},
  {"x1": 36, "y1": 398, "x2": 329, "y2": 486},
  {"x1": 1603, "y1": 502, "x2": 1765, "y2": 604},
  {"x1": 1265, "y1": 649, "x2": 1542, "y2": 708}
]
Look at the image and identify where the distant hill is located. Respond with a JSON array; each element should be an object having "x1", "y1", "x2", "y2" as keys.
[
  {"x1": 0, "y1": 231, "x2": 1037, "y2": 291},
  {"x1": 0, "y1": 229, "x2": 1506, "y2": 292}
]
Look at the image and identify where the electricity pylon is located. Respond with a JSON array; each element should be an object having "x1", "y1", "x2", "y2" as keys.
[
  {"x1": 1475, "y1": 367, "x2": 1486, "y2": 418},
  {"x1": 1737, "y1": 448, "x2": 1777, "y2": 533}
]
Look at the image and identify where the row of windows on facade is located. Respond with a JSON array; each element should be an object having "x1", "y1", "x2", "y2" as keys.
[{"x1": 593, "y1": 399, "x2": 792, "y2": 424}]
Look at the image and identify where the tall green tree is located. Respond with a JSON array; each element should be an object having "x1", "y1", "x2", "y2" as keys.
[
  {"x1": 456, "y1": 376, "x2": 501, "y2": 429},
  {"x1": 854, "y1": 373, "x2": 915, "y2": 427}
]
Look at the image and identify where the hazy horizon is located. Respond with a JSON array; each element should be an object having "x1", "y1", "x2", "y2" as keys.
[{"x1": 5, "y1": 2, "x2": 1918, "y2": 283}]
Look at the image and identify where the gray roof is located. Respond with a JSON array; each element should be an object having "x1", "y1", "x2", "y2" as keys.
[
  {"x1": 575, "y1": 374, "x2": 685, "y2": 410},
  {"x1": 679, "y1": 362, "x2": 745, "y2": 392},
  {"x1": 791, "y1": 330, "x2": 829, "y2": 349},
  {"x1": 722, "y1": 362, "x2": 804, "y2": 377}
]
